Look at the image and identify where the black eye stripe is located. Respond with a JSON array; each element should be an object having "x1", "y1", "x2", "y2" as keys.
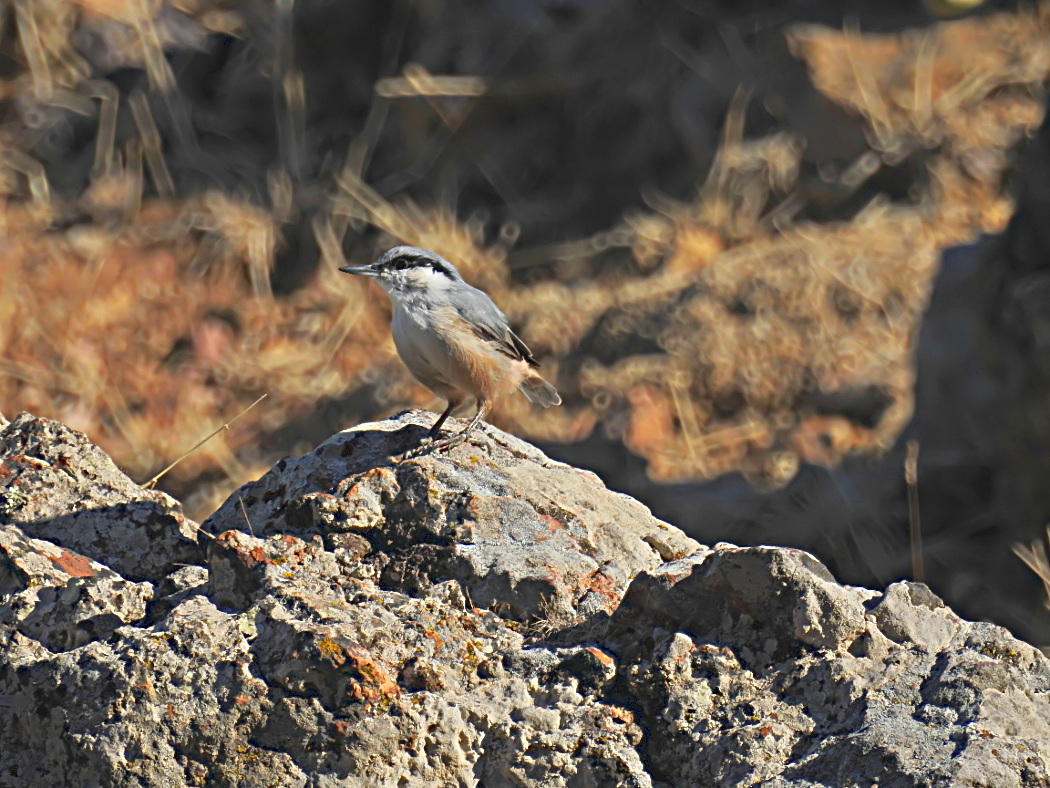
[
  {"x1": 384, "y1": 253, "x2": 456, "y2": 278},
  {"x1": 390, "y1": 256, "x2": 423, "y2": 271}
]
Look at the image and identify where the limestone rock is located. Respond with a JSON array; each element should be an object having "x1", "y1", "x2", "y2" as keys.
[
  {"x1": 205, "y1": 411, "x2": 700, "y2": 622},
  {"x1": 605, "y1": 544, "x2": 868, "y2": 663},
  {"x1": 615, "y1": 549, "x2": 1050, "y2": 787},
  {"x1": 0, "y1": 414, "x2": 202, "y2": 581},
  {"x1": 0, "y1": 410, "x2": 1048, "y2": 787},
  {"x1": 0, "y1": 524, "x2": 153, "y2": 652},
  {"x1": 871, "y1": 579, "x2": 965, "y2": 652}
]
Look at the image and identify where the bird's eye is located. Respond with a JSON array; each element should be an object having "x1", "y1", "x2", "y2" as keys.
[{"x1": 393, "y1": 259, "x2": 408, "y2": 271}]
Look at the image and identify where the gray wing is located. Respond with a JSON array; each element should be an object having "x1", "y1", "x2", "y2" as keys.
[{"x1": 452, "y1": 284, "x2": 540, "y2": 368}]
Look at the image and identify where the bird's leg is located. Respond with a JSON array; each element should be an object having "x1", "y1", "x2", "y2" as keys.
[
  {"x1": 399, "y1": 400, "x2": 489, "y2": 460},
  {"x1": 428, "y1": 400, "x2": 489, "y2": 452},
  {"x1": 429, "y1": 401, "x2": 457, "y2": 437},
  {"x1": 453, "y1": 400, "x2": 489, "y2": 440}
]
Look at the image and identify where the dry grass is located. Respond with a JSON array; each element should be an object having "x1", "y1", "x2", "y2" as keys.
[
  {"x1": 497, "y1": 10, "x2": 1048, "y2": 485},
  {"x1": 0, "y1": 1, "x2": 1049, "y2": 517},
  {"x1": 331, "y1": 10, "x2": 1049, "y2": 486},
  {"x1": 1014, "y1": 528, "x2": 1050, "y2": 611},
  {"x1": 0, "y1": 193, "x2": 399, "y2": 485}
]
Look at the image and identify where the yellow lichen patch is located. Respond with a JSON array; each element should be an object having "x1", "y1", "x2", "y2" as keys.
[{"x1": 315, "y1": 636, "x2": 344, "y2": 663}]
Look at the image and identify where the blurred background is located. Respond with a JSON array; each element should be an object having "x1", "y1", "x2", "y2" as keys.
[{"x1": 2, "y1": 0, "x2": 1050, "y2": 645}]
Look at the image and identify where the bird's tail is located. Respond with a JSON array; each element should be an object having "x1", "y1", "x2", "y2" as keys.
[{"x1": 519, "y1": 371, "x2": 562, "y2": 407}]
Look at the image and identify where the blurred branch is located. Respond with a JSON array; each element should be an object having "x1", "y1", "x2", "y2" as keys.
[
  {"x1": 375, "y1": 64, "x2": 486, "y2": 98},
  {"x1": 905, "y1": 440, "x2": 924, "y2": 583}
]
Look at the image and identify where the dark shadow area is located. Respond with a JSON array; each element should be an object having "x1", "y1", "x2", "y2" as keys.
[{"x1": 542, "y1": 105, "x2": 1050, "y2": 645}]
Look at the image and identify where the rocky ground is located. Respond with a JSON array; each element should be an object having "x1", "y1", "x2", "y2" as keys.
[
  {"x1": 4, "y1": 0, "x2": 1050, "y2": 649},
  {"x1": 1, "y1": 410, "x2": 1047, "y2": 787}
]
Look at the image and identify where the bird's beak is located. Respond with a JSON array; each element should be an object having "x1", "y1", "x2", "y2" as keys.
[{"x1": 339, "y1": 263, "x2": 378, "y2": 277}]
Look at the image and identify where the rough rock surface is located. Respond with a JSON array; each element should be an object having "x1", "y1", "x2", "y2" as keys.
[
  {"x1": 0, "y1": 524, "x2": 154, "y2": 652},
  {"x1": 0, "y1": 410, "x2": 1048, "y2": 787},
  {"x1": 204, "y1": 411, "x2": 700, "y2": 622},
  {"x1": 0, "y1": 414, "x2": 202, "y2": 581}
]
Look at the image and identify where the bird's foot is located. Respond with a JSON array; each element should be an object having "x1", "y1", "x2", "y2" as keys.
[{"x1": 395, "y1": 427, "x2": 471, "y2": 462}]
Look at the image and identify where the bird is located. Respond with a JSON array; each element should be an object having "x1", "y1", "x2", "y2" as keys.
[{"x1": 340, "y1": 246, "x2": 561, "y2": 454}]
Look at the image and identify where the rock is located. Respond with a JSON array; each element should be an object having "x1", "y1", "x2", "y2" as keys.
[
  {"x1": 207, "y1": 526, "x2": 650, "y2": 787},
  {"x1": 475, "y1": 684, "x2": 650, "y2": 788},
  {"x1": 0, "y1": 524, "x2": 153, "y2": 652},
  {"x1": 870, "y1": 580, "x2": 964, "y2": 652},
  {"x1": 204, "y1": 411, "x2": 700, "y2": 622},
  {"x1": 1, "y1": 411, "x2": 1048, "y2": 787},
  {"x1": 605, "y1": 544, "x2": 868, "y2": 663},
  {"x1": 0, "y1": 594, "x2": 304, "y2": 787},
  {"x1": 0, "y1": 414, "x2": 203, "y2": 581},
  {"x1": 616, "y1": 551, "x2": 1050, "y2": 787},
  {"x1": 144, "y1": 564, "x2": 209, "y2": 624}
]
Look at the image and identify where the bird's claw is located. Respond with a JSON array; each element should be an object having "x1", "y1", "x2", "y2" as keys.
[{"x1": 395, "y1": 430, "x2": 470, "y2": 462}]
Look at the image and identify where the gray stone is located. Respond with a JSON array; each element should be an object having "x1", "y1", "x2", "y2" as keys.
[
  {"x1": 0, "y1": 524, "x2": 153, "y2": 651},
  {"x1": 205, "y1": 410, "x2": 700, "y2": 622},
  {"x1": 0, "y1": 410, "x2": 1048, "y2": 787},
  {"x1": 613, "y1": 549, "x2": 1050, "y2": 787},
  {"x1": 606, "y1": 544, "x2": 868, "y2": 664},
  {"x1": 145, "y1": 564, "x2": 209, "y2": 624},
  {"x1": 0, "y1": 593, "x2": 305, "y2": 786},
  {"x1": 871, "y1": 580, "x2": 964, "y2": 652},
  {"x1": 0, "y1": 414, "x2": 203, "y2": 581},
  {"x1": 475, "y1": 682, "x2": 650, "y2": 788}
]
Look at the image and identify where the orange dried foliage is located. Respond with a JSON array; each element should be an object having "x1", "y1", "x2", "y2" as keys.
[
  {"x1": 0, "y1": 193, "x2": 405, "y2": 500},
  {"x1": 1, "y1": 1, "x2": 1048, "y2": 509}
]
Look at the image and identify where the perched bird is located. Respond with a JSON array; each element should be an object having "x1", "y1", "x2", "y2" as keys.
[{"x1": 340, "y1": 246, "x2": 561, "y2": 452}]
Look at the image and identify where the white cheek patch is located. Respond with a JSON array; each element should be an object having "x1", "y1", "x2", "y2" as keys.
[{"x1": 406, "y1": 267, "x2": 452, "y2": 290}]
